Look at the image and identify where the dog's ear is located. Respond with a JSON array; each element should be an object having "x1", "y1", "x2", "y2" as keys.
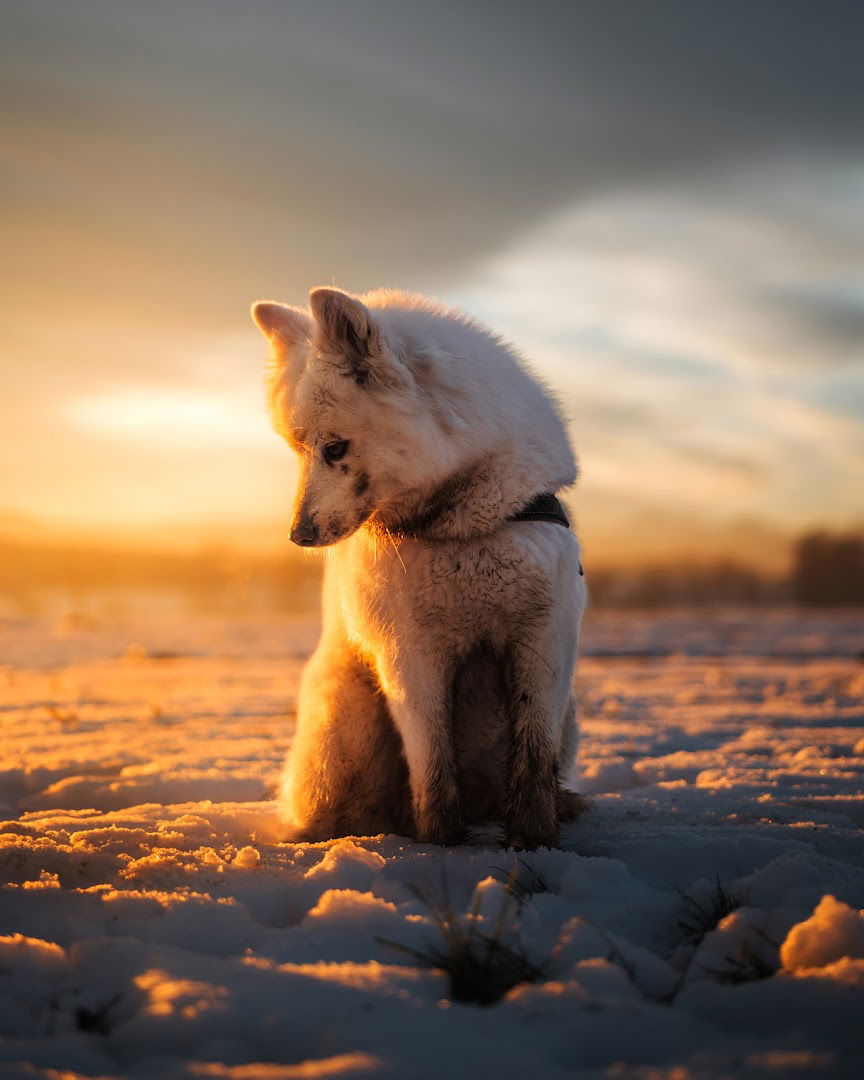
[
  {"x1": 251, "y1": 301, "x2": 312, "y2": 347},
  {"x1": 309, "y1": 288, "x2": 384, "y2": 386}
]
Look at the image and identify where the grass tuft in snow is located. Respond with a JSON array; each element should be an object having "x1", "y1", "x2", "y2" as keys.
[
  {"x1": 491, "y1": 857, "x2": 550, "y2": 903},
  {"x1": 676, "y1": 877, "x2": 741, "y2": 946},
  {"x1": 378, "y1": 883, "x2": 545, "y2": 1005}
]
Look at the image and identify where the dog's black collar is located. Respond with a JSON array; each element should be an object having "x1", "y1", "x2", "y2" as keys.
[
  {"x1": 509, "y1": 493, "x2": 584, "y2": 575},
  {"x1": 383, "y1": 490, "x2": 583, "y2": 575},
  {"x1": 509, "y1": 492, "x2": 570, "y2": 528}
]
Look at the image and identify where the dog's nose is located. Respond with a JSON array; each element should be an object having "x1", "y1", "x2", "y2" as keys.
[{"x1": 290, "y1": 518, "x2": 319, "y2": 547}]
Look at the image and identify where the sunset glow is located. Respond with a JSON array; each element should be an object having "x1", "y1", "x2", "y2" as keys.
[
  {"x1": 66, "y1": 388, "x2": 273, "y2": 448},
  {"x1": 1, "y1": 2, "x2": 861, "y2": 576}
]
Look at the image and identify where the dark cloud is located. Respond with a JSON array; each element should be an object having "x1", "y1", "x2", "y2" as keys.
[
  {"x1": 2, "y1": 0, "x2": 863, "y2": 341},
  {"x1": 762, "y1": 288, "x2": 864, "y2": 361}
]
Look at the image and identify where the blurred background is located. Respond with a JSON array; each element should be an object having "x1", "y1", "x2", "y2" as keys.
[{"x1": 1, "y1": 0, "x2": 862, "y2": 615}]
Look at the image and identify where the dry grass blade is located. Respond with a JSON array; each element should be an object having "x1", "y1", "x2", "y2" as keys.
[
  {"x1": 490, "y1": 857, "x2": 550, "y2": 903},
  {"x1": 703, "y1": 927, "x2": 779, "y2": 985},
  {"x1": 675, "y1": 876, "x2": 741, "y2": 946}
]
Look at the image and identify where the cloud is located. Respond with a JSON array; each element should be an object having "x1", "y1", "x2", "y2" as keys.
[
  {"x1": 2, "y1": 0, "x2": 863, "y2": 338},
  {"x1": 457, "y1": 160, "x2": 864, "y2": 371},
  {"x1": 762, "y1": 288, "x2": 864, "y2": 359},
  {"x1": 449, "y1": 160, "x2": 864, "y2": 528}
]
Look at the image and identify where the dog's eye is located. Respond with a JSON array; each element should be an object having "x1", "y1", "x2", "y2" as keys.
[{"x1": 322, "y1": 439, "x2": 350, "y2": 464}]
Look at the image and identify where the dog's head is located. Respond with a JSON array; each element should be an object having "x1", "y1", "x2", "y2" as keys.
[{"x1": 252, "y1": 288, "x2": 432, "y2": 547}]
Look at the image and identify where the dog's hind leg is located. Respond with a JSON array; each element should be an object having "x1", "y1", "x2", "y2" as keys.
[{"x1": 278, "y1": 645, "x2": 410, "y2": 841}]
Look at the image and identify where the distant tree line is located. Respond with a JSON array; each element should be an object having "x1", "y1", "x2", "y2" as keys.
[
  {"x1": 789, "y1": 530, "x2": 864, "y2": 606},
  {"x1": 1, "y1": 528, "x2": 862, "y2": 615},
  {"x1": 0, "y1": 536, "x2": 323, "y2": 617},
  {"x1": 586, "y1": 560, "x2": 776, "y2": 608},
  {"x1": 585, "y1": 530, "x2": 864, "y2": 608}
]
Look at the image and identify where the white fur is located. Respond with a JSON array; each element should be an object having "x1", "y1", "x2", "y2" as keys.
[{"x1": 252, "y1": 288, "x2": 587, "y2": 848}]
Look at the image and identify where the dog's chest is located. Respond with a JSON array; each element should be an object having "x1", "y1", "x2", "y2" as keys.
[{"x1": 336, "y1": 532, "x2": 550, "y2": 652}]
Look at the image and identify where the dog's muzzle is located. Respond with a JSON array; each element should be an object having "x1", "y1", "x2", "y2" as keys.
[{"x1": 290, "y1": 518, "x2": 319, "y2": 547}]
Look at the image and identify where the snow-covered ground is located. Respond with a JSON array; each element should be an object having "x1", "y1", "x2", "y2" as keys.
[{"x1": 1, "y1": 608, "x2": 863, "y2": 1079}]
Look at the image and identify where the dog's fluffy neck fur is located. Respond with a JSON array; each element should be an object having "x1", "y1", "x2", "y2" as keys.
[
  {"x1": 364, "y1": 291, "x2": 577, "y2": 542},
  {"x1": 373, "y1": 449, "x2": 558, "y2": 542}
]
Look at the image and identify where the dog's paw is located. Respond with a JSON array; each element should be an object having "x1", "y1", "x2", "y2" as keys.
[
  {"x1": 556, "y1": 787, "x2": 589, "y2": 823},
  {"x1": 505, "y1": 787, "x2": 558, "y2": 850},
  {"x1": 415, "y1": 805, "x2": 466, "y2": 847},
  {"x1": 504, "y1": 825, "x2": 558, "y2": 852},
  {"x1": 505, "y1": 799, "x2": 558, "y2": 850}
]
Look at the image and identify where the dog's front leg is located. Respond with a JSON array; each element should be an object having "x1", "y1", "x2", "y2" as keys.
[
  {"x1": 505, "y1": 635, "x2": 574, "y2": 850},
  {"x1": 378, "y1": 654, "x2": 464, "y2": 845}
]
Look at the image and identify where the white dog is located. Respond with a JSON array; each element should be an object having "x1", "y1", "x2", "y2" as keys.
[{"x1": 252, "y1": 288, "x2": 587, "y2": 849}]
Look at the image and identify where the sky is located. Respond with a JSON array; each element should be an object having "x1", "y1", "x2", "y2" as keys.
[{"x1": 1, "y1": 0, "x2": 863, "y2": 566}]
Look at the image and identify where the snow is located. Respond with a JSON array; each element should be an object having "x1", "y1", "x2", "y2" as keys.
[
  {"x1": 1, "y1": 607, "x2": 862, "y2": 1079},
  {"x1": 780, "y1": 895, "x2": 864, "y2": 973}
]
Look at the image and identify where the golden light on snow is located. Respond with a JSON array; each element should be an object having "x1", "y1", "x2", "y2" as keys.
[
  {"x1": 191, "y1": 1054, "x2": 383, "y2": 1077},
  {"x1": 1, "y1": 609, "x2": 863, "y2": 1070},
  {"x1": 136, "y1": 969, "x2": 229, "y2": 1019},
  {"x1": 780, "y1": 895, "x2": 864, "y2": 973}
]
